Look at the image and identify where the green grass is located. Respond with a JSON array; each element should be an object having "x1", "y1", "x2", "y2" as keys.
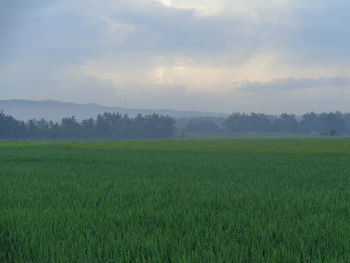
[
  {"x1": 1, "y1": 138, "x2": 350, "y2": 262},
  {"x1": 179, "y1": 131, "x2": 308, "y2": 139}
]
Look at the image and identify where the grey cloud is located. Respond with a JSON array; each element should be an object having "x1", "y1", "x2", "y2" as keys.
[
  {"x1": 3, "y1": 0, "x2": 350, "y2": 61},
  {"x1": 112, "y1": 84, "x2": 228, "y2": 112},
  {"x1": 1, "y1": 0, "x2": 264, "y2": 109},
  {"x1": 95, "y1": 0, "x2": 350, "y2": 66},
  {"x1": 265, "y1": 1, "x2": 350, "y2": 65},
  {"x1": 239, "y1": 77, "x2": 350, "y2": 95},
  {"x1": 111, "y1": 4, "x2": 260, "y2": 56},
  {"x1": 1, "y1": 0, "x2": 350, "y2": 113},
  {"x1": 107, "y1": 78, "x2": 350, "y2": 114},
  {"x1": 4, "y1": 0, "x2": 350, "y2": 66},
  {"x1": 1, "y1": 67, "x2": 118, "y2": 106},
  {"x1": 231, "y1": 76, "x2": 350, "y2": 114}
]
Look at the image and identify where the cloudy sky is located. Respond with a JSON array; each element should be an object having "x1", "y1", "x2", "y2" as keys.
[{"x1": 1, "y1": 0, "x2": 350, "y2": 113}]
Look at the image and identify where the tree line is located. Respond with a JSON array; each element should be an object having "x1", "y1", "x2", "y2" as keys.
[
  {"x1": 2, "y1": 110, "x2": 350, "y2": 139},
  {"x1": 0, "y1": 111, "x2": 176, "y2": 139},
  {"x1": 184, "y1": 112, "x2": 350, "y2": 136}
]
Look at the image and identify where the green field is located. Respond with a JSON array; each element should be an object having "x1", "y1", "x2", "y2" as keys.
[
  {"x1": 178, "y1": 131, "x2": 309, "y2": 139},
  {"x1": 1, "y1": 138, "x2": 350, "y2": 262}
]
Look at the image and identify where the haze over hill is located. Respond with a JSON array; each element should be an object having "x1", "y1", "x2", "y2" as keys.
[{"x1": 0, "y1": 100, "x2": 228, "y2": 122}]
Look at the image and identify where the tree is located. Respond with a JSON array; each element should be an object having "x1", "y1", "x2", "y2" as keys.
[
  {"x1": 273, "y1": 113, "x2": 298, "y2": 133},
  {"x1": 185, "y1": 120, "x2": 219, "y2": 132},
  {"x1": 329, "y1": 129, "x2": 337, "y2": 136},
  {"x1": 0, "y1": 111, "x2": 26, "y2": 139},
  {"x1": 223, "y1": 112, "x2": 273, "y2": 132}
]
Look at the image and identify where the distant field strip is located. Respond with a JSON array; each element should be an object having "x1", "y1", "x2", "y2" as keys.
[{"x1": 1, "y1": 138, "x2": 350, "y2": 262}]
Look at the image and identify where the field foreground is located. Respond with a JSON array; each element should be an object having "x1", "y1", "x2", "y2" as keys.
[{"x1": 1, "y1": 138, "x2": 350, "y2": 262}]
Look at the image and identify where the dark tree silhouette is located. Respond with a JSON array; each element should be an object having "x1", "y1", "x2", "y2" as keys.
[
  {"x1": 0, "y1": 111, "x2": 176, "y2": 140},
  {"x1": 224, "y1": 111, "x2": 349, "y2": 135}
]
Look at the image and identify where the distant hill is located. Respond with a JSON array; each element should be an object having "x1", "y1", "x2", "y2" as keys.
[{"x1": 0, "y1": 100, "x2": 228, "y2": 121}]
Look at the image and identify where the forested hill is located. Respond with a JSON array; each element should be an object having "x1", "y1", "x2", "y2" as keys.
[{"x1": 0, "y1": 100, "x2": 228, "y2": 121}]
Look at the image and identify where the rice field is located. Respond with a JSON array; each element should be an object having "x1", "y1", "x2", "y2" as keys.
[{"x1": 1, "y1": 138, "x2": 350, "y2": 262}]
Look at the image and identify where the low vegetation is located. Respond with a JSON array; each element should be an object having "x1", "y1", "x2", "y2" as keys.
[{"x1": 1, "y1": 138, "x2": 350, "y2": 262}]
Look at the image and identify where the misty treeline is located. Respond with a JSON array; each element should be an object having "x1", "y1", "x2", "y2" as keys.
[
  {"x1": 182, "y1": 112, "x2": 350, "y2": 136},
  {"x1": 0, "y1": 111, "x2": 175, "y2": 139},
  {"x1": 1, "y1": 110, "x2": 350, "y2": 140}
]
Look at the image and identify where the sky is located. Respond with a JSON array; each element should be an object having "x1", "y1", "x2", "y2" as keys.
[{"x1": 1, "y1": 0, "x2": 350, "y2": 113}]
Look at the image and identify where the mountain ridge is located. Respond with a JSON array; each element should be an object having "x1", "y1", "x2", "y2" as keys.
[{"x1": 0, "y1": 99, "x2": 228, "y2": 121}]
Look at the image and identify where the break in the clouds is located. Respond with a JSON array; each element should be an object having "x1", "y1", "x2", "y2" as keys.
[{"x1": 1, "y1": 0, "x2": 350, "y2": 113}]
